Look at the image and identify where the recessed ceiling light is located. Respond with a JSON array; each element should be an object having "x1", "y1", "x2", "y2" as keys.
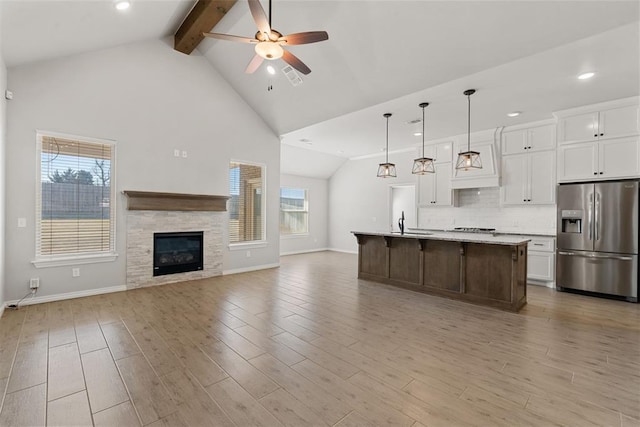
[
  {"x1": 413, "y1": 132, "x2": 422, "y2": 137},
  {"x1": 578, "y1": 72, "x2": 595, "y2": 80},
  {"x1": 115, "y1": 0, "x2": 130, "y2": 10},
  {"x1": 266, "y1": 65, "x2": 276, "y2": 75},
  {"x1": 507, "y1": 111, "x2": 521, "y2": 117}
]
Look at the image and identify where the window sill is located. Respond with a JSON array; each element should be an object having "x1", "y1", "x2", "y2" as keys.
[
  {"x1": 228, "y1": 241, "x2": 268, "y2": 251},
  {"x1": 32, "y1": 253, "x2": 119, "y2": 268}
]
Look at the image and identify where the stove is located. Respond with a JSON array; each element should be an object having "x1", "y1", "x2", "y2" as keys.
[{"x1": 451, "y1": 227, "x2": 496, "y2": 233}]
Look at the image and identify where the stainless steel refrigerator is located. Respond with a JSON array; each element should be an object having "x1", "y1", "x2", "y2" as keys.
[{"x1": 557, "y1": 180, "x2": 638, "y2": 302}]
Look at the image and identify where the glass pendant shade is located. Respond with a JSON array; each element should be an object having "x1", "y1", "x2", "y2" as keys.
[
  {"x1": 377, "y1": 162, "x2": 397, "y2": 178},
  {"x1": 413, "y1": 102, "x2": 435, "y2": 175},
  {"x1": 377, "y1": 113, "x2": 396, "y2": 178},
  {"x1": 456, "y1": 89, "x2": 482, "y2": 170},
  {"x1": 412, "y1": 157, "x2": 435, "y2": 174},
  {"x1": 455, "y1": 150, "x2": 482, "y2": 170}
]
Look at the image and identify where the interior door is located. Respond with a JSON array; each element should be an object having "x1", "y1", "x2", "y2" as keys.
[
  {"x1": 391, "y1": 185, "x2": 416, "y2": 232},
  {"x1": 594, "y1": 181, "x2": 639, "y2": 254}
]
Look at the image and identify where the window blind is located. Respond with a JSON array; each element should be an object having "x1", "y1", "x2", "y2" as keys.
[
  {"x1": 37, "y1": 134, "x2": 115, "y2": 257},
  {"x1": 229, "y1": 162, "x2": 264, "y2": 243},
  {"x1": 280, "y1": 188, "x2": 309, "y2": 234}
]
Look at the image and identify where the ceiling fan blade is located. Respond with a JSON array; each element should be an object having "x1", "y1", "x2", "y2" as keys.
[
  {"x1": 202, "y1": 32, "x2": 258, "y2": 43},
  {"x1": 245, "y1": 54, "x2": 265, "y2": 74},
  {"x1": 282, "y1": 49, "x2": 311, "y2": 75},
  {"x1": 279, "y1": 31, "x2": 329, "y2": 46},
  {"x1": 248, "y1": 0, "x2": 271, "y2": 36}
]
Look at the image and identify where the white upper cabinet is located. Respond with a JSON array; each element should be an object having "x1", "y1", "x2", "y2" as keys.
[
  {"x1": 502, "y1": 124, "x2": 555, "y2": 155},
  {"x1": 418, "y1": 162, "x2": 453, "y2": 206},
  {"x1": 557, "y1": 103, "x2": 639, "y2": 144},
  {"x1": 502, "y1": 151, "x2": 555, "y2": 205},
  {"x1": 422, "y1": 141, "x2": 453, "y2": 164}
]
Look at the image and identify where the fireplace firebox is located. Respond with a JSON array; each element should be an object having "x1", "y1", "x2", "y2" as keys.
[{"x1": 153, "y1": 231, "x2": 203, "y2": 276}]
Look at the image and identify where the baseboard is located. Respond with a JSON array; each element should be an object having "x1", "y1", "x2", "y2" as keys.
[
  {"x1": 327, "y1": 247, "x2": 358, "y2": 254},
  {"x1": 280, "y1": 248, "x2": 330, "y2": 256},
  {"x1": 4, "y1": 285, "x2": 127, "y2": 308},
  {"x1": 223, "y1": 263, "x2": 280, "y2": 276}
]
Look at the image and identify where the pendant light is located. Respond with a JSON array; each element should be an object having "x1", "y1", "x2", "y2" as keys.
[
  {"x1": 412, "y1": 102, "x2": 435, "y2": 175},
  {"x1": 377, "y1": 113, "x2": 397, "y2": 178},
  {"x1": 455, "y1": 89, "x2": 482, "y2": 170}
]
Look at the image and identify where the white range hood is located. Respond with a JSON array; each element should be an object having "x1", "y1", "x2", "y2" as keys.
[{"x1": 450, "y1": 128, "x2": 501, "y2": 189}]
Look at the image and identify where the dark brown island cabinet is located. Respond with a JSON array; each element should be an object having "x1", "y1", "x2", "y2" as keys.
[{"x1": 352, "y1": 232, "x2": 529, "y2": 312}]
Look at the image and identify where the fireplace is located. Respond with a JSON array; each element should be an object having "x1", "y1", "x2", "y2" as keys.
[{"x1": 153, "y1": 231, "x2": 204, "y2": 276}]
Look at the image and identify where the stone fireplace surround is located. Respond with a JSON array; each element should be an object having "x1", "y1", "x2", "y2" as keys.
[{"x1": 123, "y1": 191, "x2": 228, "y2": 289}]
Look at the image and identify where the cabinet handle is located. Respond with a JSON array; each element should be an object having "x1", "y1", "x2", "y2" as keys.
[
  {"x1": 533, "y1": 243, "x2": 544, "y2": 246},
  {"x1": 594, "y1": 134, "x2": 598, "y2": 137},
  {"x1": 599, "y1": 172, "x2": 603, "y2": 175},
  {"x1": 593, "y1": 172, "x2": 597, "y2": 175},
  {"x1": 599, "y1": 133, "x2": 604, "y2": 137}
]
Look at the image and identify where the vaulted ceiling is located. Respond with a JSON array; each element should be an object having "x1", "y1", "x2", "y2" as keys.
[{"x1": 2, "y1": 1, "x2": 639, "y2": 178}]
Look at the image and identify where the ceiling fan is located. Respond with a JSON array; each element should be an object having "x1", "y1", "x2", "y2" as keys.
[{"x1": 202, "y1": 0, "x2": 328, "y2": 75}]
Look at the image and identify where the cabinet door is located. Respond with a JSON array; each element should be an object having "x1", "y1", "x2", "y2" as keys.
[
  {"x1": 557, "y1": 142, "x2": 598, "y2": 182},
  {"x1": 529, "y1": 151, "x2": 556, "y2": 204},
  {"x1": 501, "y1": 155, "x2": 528, "y2": 205},
  {"x1": 599, "y1": 105, "x2": 640, "y2": 140},
  {"x1": 528, "y1": 251, "x2": 555, "y2": 282},
  {"x1": 598, "y1": 137, "x2": 640, "y2": 179},
  {"x1": 528, "y1": 124, "x2": 556, "y2": 151},
  {"x1": 434, "y1": 163, "x2": 453, "y2": 206},
  {"x1": 424, "y1": 141, "x2": 453, "y2": 164},
  {"x1": 558, "y1": 112, "x2": 599, "y2": 144},
  {"x1": 417, "y1": 173, "x2": 436, "y2": 205},
  {"x1": 502, "y1": 129, "x2": 527, "y2": 155}
]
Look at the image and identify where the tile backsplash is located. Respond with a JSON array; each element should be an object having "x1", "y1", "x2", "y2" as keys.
[{"x1": 418, "y1": 187, "x2": 556, "y2": 235}]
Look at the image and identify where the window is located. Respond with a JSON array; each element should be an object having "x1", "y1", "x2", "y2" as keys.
[
  {"x1": 36, "y1": 132, "x2": 116, "y2": 260},
  {"x1": 229, "y1": 161, "x2": 265, "y2": 244},
  {"x1": 280, "y1": 188, "x2": 308, "y2": 235}
]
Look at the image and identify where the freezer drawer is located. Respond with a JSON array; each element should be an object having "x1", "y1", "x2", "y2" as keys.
[{"x1": 557, "y1": 251, "x2": 637, "y2": 300}]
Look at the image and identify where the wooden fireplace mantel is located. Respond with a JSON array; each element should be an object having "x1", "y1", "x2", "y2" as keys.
[{"x1": 123, "y1": 191, "x2": 229, "y2": 212}]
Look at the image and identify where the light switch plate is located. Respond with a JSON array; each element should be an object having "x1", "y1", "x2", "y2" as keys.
[{"x1": 17, "y1": 218, "x2": 26, "y2": 228}]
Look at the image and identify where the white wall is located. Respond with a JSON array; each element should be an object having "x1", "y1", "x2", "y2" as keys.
[
  {"x1": 5, "y1": 38, "x2": 280, "y2": 301},
  {"x1": 329, "y1": 149, "x2": 417, "y2": 253},
  {"x1": 280, "y1": 173, "x2": 328, "y2": 255},
  {"x1": 0, "y1": 4, "x2": 7, "y2": 313}
]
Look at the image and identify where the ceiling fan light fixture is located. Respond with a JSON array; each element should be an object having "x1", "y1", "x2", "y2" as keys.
[
  {"x1": 456, "y1": 89, "x2": 482, "y2": 171},
  {"x1": 255, "y1": 42, "x2": 284, "y2": 60},
  {"x1": 413, "y1": 102, "x2": 435, "y2": 175},
  {"x1": 377, "y1": 113, "x2": 396, "y2": 178}
]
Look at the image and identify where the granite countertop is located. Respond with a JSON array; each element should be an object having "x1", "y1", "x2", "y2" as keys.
[{"x1": 351, "y1": 230, "x2": 530, "y2": 246}]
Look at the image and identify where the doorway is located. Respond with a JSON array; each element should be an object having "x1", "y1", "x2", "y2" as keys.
[{"x1": 390, "y1": 185, "x2": 416, "y2": 232}]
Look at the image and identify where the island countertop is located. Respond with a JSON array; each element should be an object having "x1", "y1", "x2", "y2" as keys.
[
  {"x1": 351, "y1": 230, "x2": 530, "y2": 246},
  {"x1": 352, "y1": 231, "x2": 528, "y2": 311}
]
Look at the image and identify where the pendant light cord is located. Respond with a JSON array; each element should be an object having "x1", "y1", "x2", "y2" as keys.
[
  {"x1": 268, "y1": 0, "x2": 272, "y2": 29},
  {"x1": 467, "y1": 93, "x2": 471, "y2": 151},
  {"x1": 421, "y1": 106, "x2": 425, "y2": 158},
  {"x1": 386, "y1": 115, "x2": 390, "y2": 163}
]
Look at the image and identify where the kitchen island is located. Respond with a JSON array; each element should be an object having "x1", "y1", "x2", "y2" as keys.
[{"x1": 352, "y1": 231, "x2": 529, "y2": 311}]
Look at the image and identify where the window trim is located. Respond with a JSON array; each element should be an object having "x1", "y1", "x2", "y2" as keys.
[
  {"x1": 34, "y1": 130, "x2": 118, "y2": 265},
  {"x1": 279, "y1": 187, "x2": 310, "y2": 236},
  {"x1": 228, "y1": 159, "x2": 267, "y2": 247}
]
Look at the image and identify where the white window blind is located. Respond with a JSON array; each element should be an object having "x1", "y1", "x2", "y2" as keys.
[
  {"x1": 229, "y1": 162, "x2": 264, "y2": 243},
  {"x1": 37, "y1": 134, "x2": 115, "y2": 257},
  {"x1": 280, "y1": 188, "x2": 308, "y2": 235}
]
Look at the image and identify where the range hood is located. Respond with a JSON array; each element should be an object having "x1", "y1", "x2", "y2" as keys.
[{"x1": 450, "y1": 129, "x2": 501, "y2": 189}]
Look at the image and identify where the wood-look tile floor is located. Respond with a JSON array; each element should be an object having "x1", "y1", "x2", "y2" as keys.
[{"x1": 0, "y1": 251, "x2": 639, "y2": 426}]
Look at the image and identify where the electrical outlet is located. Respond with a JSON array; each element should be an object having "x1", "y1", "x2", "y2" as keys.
[
  {"x1": 173, "y1": 149, "x2": 180, "y2": 157},
  {"x1": 29, "y1": 278, "x2": 40, "y2": 289},
  {"x1": 17, "y1": 218, "x2": 26, "y2": 228},
  {"x1": 245, "y1": 250, "x2": 251, "y2": 258},
  {"x1": 181, "y1": 150, "x2": 188, "y2": 158},
  {"x1": 72, "y1": 268, "x2": 80, "y2": 277}
]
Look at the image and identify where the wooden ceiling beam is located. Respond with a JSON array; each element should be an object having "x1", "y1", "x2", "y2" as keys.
[{"x1": 174, "y1": 0, "x2": 238, "y2": 55}]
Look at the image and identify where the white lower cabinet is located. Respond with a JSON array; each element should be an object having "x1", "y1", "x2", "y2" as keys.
[
  {"x1": 418, "y1": 163, "x2": 453, "y2": 206},
  {"x1": 526, "y1": 237, "x2": 556, "y2": 286},
  {"x1": 501, "y1": 151, "x2": 555, "y2": 205}
]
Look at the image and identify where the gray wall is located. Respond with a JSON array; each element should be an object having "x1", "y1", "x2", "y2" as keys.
[
  {"x1": 0, "y1": 5, "x2": 6, "y2": 311},
  {"x1": 5, "y1": 38, "x2": 280, "y2": 301},
  {"x1": 280, "y1": 174, "x2": 328, "y2": 255},
  {"x1": 328, "y1": 149, "x2": 418, "y2": 253}
]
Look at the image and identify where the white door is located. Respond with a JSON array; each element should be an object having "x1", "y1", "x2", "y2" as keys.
[
  {"x1": 598, "y1": 137, "x2": 640, "y2": 179},
  {"x1": 557, "y1": 142, "x2": 598, "y2": 182},
  {"x1": 391, "y1": 185, "x2": 416, "y2": 232},
  {"x1": 599, "y1": 105, "x2": 640, "y2": 139},
  {"x1": 501, "y1": 154, "x2": 528, "y2": 205},
  {"x1": 529, "y1": 151, "x2": 556, "y2": 204},
  {"x1": 559, "y1": 112, "x2": 599, "y2": 144}
]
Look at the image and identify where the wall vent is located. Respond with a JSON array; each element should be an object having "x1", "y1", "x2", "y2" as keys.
[
  {"x1": 407, "y1": 118, "x2": 422, "y2": 124},
  {"x1": 282, "y1": 65, "x2": 303, "y2": 87}
]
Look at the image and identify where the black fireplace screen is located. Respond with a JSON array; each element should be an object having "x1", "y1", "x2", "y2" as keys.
[{"x1": 153, "y1": 231, "x2": 203, "y2": 276}]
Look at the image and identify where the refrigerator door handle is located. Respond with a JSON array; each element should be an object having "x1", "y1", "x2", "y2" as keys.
[
  {"x1": 594, "y1": 192, "x2": 600, "y2": 241},
  {"x1": 587, "y1": 193, "x2": 593, "y2": 241},
  {"x1": 558, "y1": 251, "x2": 633, "y2": 261}
]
